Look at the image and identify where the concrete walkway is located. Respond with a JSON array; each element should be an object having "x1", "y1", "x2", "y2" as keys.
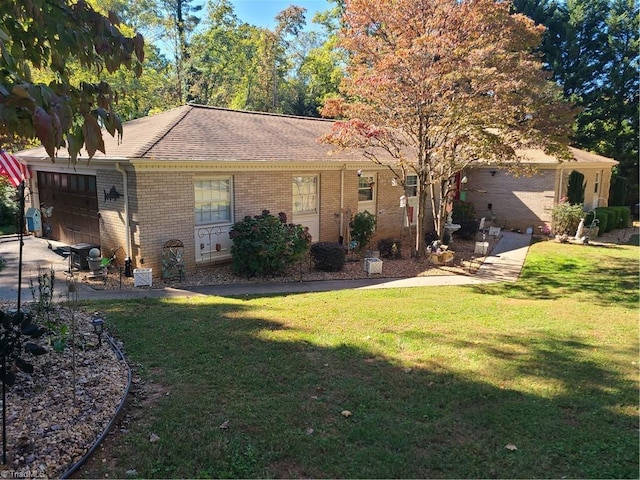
[{"x1": 0, "y1": 232, "x2": 532, "y2": 302}]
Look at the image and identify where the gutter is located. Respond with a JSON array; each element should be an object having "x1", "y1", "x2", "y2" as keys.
[{"x1": 115, "y1": 162, "x2": 132, "y2": 261}]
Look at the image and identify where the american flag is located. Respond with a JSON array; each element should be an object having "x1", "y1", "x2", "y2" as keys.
[{"x1": 0, "y1": 149, "x2": 31, "y2": 187}]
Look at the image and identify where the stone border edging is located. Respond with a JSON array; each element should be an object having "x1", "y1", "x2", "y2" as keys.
[{"x1": 60, "y1": 334, "x2": 132, "y2": 479}]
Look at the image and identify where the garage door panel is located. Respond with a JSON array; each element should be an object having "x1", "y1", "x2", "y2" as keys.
[{"x1": 37, "y1": 172, "x2": 99, "y2": 245}]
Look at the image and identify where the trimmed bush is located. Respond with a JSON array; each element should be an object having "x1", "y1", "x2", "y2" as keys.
[
  {"x1": 594, "y1": 207, "x2": 615, "y2": 233},
  {"x1": 551, "y1": 202, "x2": 584, "y2": 236},
  {"x1": 608, "y1": 176, "x2": 628, "y2": 207},
  {"x1": 607, "y1": 206, "x2": 631, "y2": 228},
  {"x1": 585, "y1": 210, "x2": 604, "y2": 235},
  {"x1": 310, "y1": 242, "x2": 346, "y2": 272},
  {"x1": 602, "y1": 208, "x2": 620, "y2": 231},
  {"x1": 230, "y1": 210, "x2": 311, "y2": 277},
  {"x1": 377, "y1": 238, "x2": 402, "y2": 259},
  {"x1": 566, "y1": 170, "x2": 586, "y2": 205}
]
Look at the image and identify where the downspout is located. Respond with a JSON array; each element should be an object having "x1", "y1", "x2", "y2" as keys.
[
  {"x1": 115, "y1": 162, "x2": 132, "y2": 274},
  {"x1": 340, "y1": 164, "x2": 345, "y2": 243}
]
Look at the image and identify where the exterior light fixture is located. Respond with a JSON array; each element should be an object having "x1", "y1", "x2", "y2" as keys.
[{"x1": 92, "y1": 317, "x2": 105, "y2": 347}]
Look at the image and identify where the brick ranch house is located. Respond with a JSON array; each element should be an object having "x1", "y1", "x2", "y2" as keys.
[{"x1": 16, "y1": 104, "x2": 617, "y2": 278}]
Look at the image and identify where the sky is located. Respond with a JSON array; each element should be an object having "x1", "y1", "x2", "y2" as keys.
[{"x1": 229, "y1": 0, "x2": 331, "y2": 28}]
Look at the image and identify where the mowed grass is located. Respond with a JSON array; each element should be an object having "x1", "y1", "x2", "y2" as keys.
[{"x1": 79, "y1": 240, "x2": 638, "y2": 479}]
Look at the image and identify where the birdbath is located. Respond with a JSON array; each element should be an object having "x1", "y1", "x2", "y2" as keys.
[{"x1": 444, "y1": 223, "x2": 461, "y2": 243}]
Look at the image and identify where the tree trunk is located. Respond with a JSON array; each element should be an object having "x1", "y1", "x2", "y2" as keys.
[{"x1": 415, "y1": 186, "x2": 430, "y2": 257}]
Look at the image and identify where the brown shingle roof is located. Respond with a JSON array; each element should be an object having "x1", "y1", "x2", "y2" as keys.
[
  {"x1": 16, "y1": 104, "x2": 617, "y2": 168},
  {"x1": 143, "y1": 105, "x2": 340, "y2": 161},
  {"x1": 517, "y1": 147, "x2": 618, "y2": 166},
  {"x1": 18, "y1": 104, "x2": 344, "y2": 162}
]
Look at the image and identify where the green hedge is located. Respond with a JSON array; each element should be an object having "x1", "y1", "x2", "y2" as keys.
[
  {"x1": 589, "y1": 207, "x2": 631, "y2": 232},
  {"x1": 607, "y1": 206, "x2": 631, "y2": 228},
  {"x1": 599, "y1": 208, "x2": 619, "y2": 232},
  {"x1": 585, "y1": 210, "x2": 607, "y2": 235}
]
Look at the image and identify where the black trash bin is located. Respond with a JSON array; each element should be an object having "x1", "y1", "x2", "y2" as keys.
[{"x1": 69, "y1": 243, "x2": 99, "y2": 270}]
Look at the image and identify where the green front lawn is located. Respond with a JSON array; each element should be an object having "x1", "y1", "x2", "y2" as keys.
[{"x1": 79, "y1": 240, "x2": 639, "y2": 479}]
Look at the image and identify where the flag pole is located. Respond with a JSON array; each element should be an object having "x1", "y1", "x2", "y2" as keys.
[
  {"x1": 16, "y1": 180, "x2": 25, "y2": 315},
  {"x1": 3, "y1": 180, "x2": 25, "y2": 465}
]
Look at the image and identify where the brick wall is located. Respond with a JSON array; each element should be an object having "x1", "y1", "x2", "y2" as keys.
[
  {"x1": 96, "y1": 169, "x2": 128, "y2": 263},
  {"x1": 465, "y1": 168, "x2": 557, "y2": 231},
  {"x1": 105, "y1": 163, "x2": 609, "y2": 277},
  {"x1": 132, "y1": 170, "x2": 195, "y2": 276}
]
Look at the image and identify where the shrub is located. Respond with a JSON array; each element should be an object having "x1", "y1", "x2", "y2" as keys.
[
  {"x1": 608, "y1": 206, "x2": 631, "y2": 228},
  {"x1": 452, "y1": 200, "x2": 476, "y2": 221},
  {"x1": 585, "y1": 210, "x2": 606, "y2": 235},
  {"x1": 0, "y1": 177, "x2": 19, "y2": 226},
  {"x1": 230, "y1": 210, "x2": 311, "y2": 277},
  {"x1": 596, "y1": 207, "x2": 618, "y2": 232},
  {"x1": 453, "y1": 219, "x2": 479, "y2": 240},
  {"x1": 603, "y1": 208, "x2": 621, "y2": 231},
  {"x1": 450, "y1": 200, "x2": 479, "y2": 239},
  {"x1": 424, "y1": 231, "x2": 439, "y2": 245},
  {"x1": 608, "y1": 176, "x2": 628, "y2": 207},
  {"x1": 551, "y1": 202, "x2": 584, "y2": 235},
  {"x1": 377, "y1": 238, "x2": 402, "y2": 259},
  {"x1": 310, "y1": 242, "x2": 346, "y2": 271},
  {"x1": 349, "y1": 211, "x2": 376, "y2": 253}
]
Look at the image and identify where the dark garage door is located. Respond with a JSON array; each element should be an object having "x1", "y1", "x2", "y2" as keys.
[{"x1": 37, "y1": 172, "x2": 100, "y2": 245}]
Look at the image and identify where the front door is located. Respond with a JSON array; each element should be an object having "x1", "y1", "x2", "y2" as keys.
[{"x1": 292, "y1": 175, "x2": 320, "y2": 241}]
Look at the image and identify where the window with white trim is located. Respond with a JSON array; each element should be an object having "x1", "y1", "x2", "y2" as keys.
[
  {"x1": 293, "y1": 176, "x2": 318, "y2": 214},
  {"x1": 194, "y1": 178, "x2": 232, "y2": 225},
  {"x1": 406, "y1": 174, "x2": 418, "y2": 197},
  {"x1": 594, "y1": 171, "x2": 600, "y2": 194},
  {"x1": 358, "y1": 174, "x2": 376, "y2": 202}
]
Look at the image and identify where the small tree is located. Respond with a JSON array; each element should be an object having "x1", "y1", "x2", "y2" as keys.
[
  {"x1": 0, "y1": 309, "x2": 47, "y2": 387},
  {"x1": 566, "y1": 170, "x2": 586, "y2": 205}
]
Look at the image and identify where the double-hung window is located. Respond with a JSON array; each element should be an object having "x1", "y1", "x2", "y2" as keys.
[
  {"x1": 358, "y1": 174, "x2": 376, "y2": 202},
  {"x1": 194, "y1": 178, "x2": 232, "y2": 225},
  {"x1": 406, "y1": 175, "x2": 418, "y2": 197}
]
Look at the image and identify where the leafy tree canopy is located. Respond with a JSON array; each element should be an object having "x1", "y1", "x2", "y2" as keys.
[
  {"x1": 321, "y1": 0, "x2": 574, "y2": 253},
  {"x1": 0, "y1": 0, "x2": 145, "y2": 162},
  {"x1": 513, "y1": 0, "x2": 639, "y2": 186}
]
